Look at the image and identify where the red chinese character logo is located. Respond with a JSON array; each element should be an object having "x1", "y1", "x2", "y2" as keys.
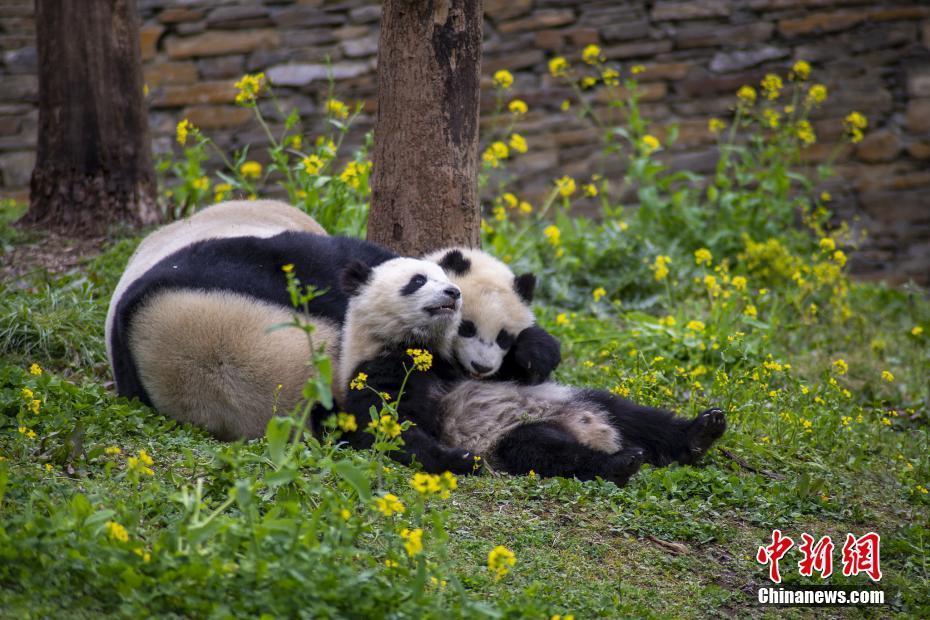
[
  {"x1": 757, "y1": 529, "x2": 794, "y2": 583},
  {"x1": 798, "y1": 533, "x2": 834, "y2": 579},
  {"x1": 841, "y1": 532, "x2": 882, "y2": 582}
]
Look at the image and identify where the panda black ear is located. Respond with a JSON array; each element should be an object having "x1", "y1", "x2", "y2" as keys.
[
  {"x1": 437, "y1": 249, "x2": 471, "y2": 276},
  {"x1": 341, "y1": 261, "x2": 373, "y2": 297},
  {"x1": 514, "y1": 273, "x2": 536, "y2": 303}
]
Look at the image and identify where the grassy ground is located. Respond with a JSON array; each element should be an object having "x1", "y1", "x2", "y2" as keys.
[{"x1": 1, "y1": 222, "x2": 928, "y2": 619}]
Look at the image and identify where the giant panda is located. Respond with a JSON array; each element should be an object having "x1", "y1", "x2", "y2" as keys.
[
  {"x1": 339, "y1": 258, "x2": 727, "y2": 483},
  {"x1": 106, "y1": 200, "x2": 560, "y2": 440}
]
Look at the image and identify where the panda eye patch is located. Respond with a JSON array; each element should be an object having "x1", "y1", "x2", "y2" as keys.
[
  {"x1": 496, "y1": 330, "x2": 514, "y2": 349},
  {"x1": 400, "y1": 274, "x2": 428, "y2": 296},
  {"x1": 458, "y1": 320, "x2": 477, "y2": 338}
]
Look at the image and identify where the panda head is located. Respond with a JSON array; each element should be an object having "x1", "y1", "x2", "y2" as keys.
[
  {"x1": 424, "y1": 248, "x2": 536, "y2": 379},
  {"x1": 341, "y1": 257, "x2": 463, "y2": 353}
]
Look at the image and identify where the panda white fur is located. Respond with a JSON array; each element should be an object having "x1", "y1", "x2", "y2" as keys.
[
  {"x1": 107, "y1": 200, "x2": 559, "y2": 441},
  {"x1": 339, "y1": 258, "x2": 727, "y2": 482}
]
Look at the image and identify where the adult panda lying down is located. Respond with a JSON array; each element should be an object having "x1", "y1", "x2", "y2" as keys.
[
  {"x1": 106, "y1": 200, "x2": 559, "y2": 440},
  {"x1": 337, "y1": 257, "x2": 727, "y2": 482}
]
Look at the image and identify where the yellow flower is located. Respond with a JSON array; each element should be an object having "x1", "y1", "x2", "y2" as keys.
[
  {"x1": 326, "y1": 98, "x2": 350, "y2": 119},
  {"x1": 582, "y1": 183, "x2": 598, "y2": 197},
  {"x1": 582, "y1": 44, "x2": 602, "y2": 65},
  {"x1": 760, "y1": 74, "x2": 783, "y2": 100},
  {"x1": 286, "y1": 135, "x2": 302, "y2": 149},
  {"x1": 744, "y1": 304, "x2": 758, "y2": 318},
  {"x1": 807, "y1": 84, "x2": 828, "y2": 105},
  {"x1": 406, "y1": 348, "x2": 433, "y2": 371},
  {"x1": 491, "y1": 141, "x2": 509, "y2": 160},
  {"x1": 917, "y1": 485, "x2": 928, "y2": 495},
  {"x1": 658, "y1": 315, "x2": 676, "y2": 327},
  {"x1": 820, "y1": 191, "x2": 831, "y2": 202},
  {"x1": 641, "y1": 134, "x2": 660, "y2": 154},
  {"x1": 592, "y1": 287, "x2": 606, "y2": 302},
  {"x1": 214, "y1": 182, "x2": 233, "y2": 203},
  {"x1": 373, "y1": 493, "x2": 405, "y2": 517},
  {"x1": 549, "y1": 56, "x2": 569, "y2": 77},
  {"x1": 281, "y1": 263, "x2": 294, "y2": 274},
  {"x1": 493, "y1": 70, "x2": 514, "y2": 89},
  {"x1": 21, "y1": 387, "x2": 33, "y2": 400},
  {"x1": 302, "y1": 154, "x2": 324, "y2": 174},
  {"x1": 493, "y1": 206, "x2": 506, "y2": 222},
  {"x1": 29, "y1": 363, "x2": 43, "y2": 376},
  {"x1": 519, "y1": 201, "x2": 532, "y2": 214},
  {"x1": 488, "y1": 545, "x2": 516, "y2": 579},
  {"x1": 30, "y1": 399, "x2": 40, "y2": 415},
  {"x1": 555, "y1": 176, "x2": 576, "y2": 197},
  {"x1": 844, "y1": 111, "x2": 867, "y2": 143},
  {"x1": 336, "y1": 412, "x2": 357, "y2": 432},
  {"x1": 105, "y1": 446, "x2": 122, "y2": 456},
  {"x1": 796, "y1": 120, "x2": 816, "y2": 146},
  {"x1": 790, "y1": 60, "x2": 810, "y2": 81},
  {"x1": 881, "y1": 370, "x2": 894, "y2": 383},
  {"x1": 708, "y1": 118, "x2": 727, "y2": 134},
  {"x1": 832, "y1": 359, "x2": 848, "y2": 375},
  {"x1": 832, "y1": 250, "x2": 846, "y2": 267},
  {"x1": 508, "y1": 133, "x2": 528, "y2": 154},
  {"x1": 128, "y1": 449, "x2": 154, "y2": 477},
  {"x1": 401, "y1": 528, "x2": 423, "y2": 557},
  {"x1": 340, "y1": 508, "x2": 351, "y2": 520},
  {"x1": 731, "y1": 276, "x2": 747, "y2": 291},
  {"x1": 818, "y1": 237, "x2": 836, "y2": 252},
  {"x1": 652, "y1": 255, "x2": 671, "y2": 281},
  {"x1": 736, "y1": 85, "x2": 756, "y2": 105},
  {"x1": 631, "y1": 64, "x2": 645, "y2": 75},
  {"x1": 368, "y1": 414, "x2": 402, "y2": 439},
  {"x1": 694, "y1": 248, "x2": 713, "y2": 266},
  {"x1": 911, "y1": 326, "x2": 924, "y2": 337},
  {"x1": 560, "y1": 99, "x2": 571, "y2": 111},
  {"x1": 234, "y1": 72, "x2": 266, "y2": 105},
  {"x1": 176, "y1": 119, "x2": 192, "y2": 146},
  {"x1": 763, "y1": 109, "x2": 781, "y2": 129},
  {"x1": 542, "y1": 225, "x2": 561, "y2": 248},
  {"x1": 240, "y1": 160, "x2": 262, "y2": 179},
  {"x1": 500, "y1": 192, "x2": 518, "y2": 209},
  {"x1": 555, "y1": 313, "x2": 569, "y2": 327},
  {"x1": 508, "y1": 99, "x2": 528, "y2": 115},
  {"x1": 350, "y1": 372, "x2": 368, "y2": 391},
  {"x1": 602, "y1": 68, "x2": 619, "y2": 86},
  {"x1": 192, "y1": 176, "x2": 210, "y2": 191},
  {"x1": 580, "y1": 76, "x2": 598, "y2": 90},
  {"x1": 686, "y1": 320, "x2": 705, "y2": 332},
  {"x1": 105, "y1": 521, "x2": 129, "y2": 543}
]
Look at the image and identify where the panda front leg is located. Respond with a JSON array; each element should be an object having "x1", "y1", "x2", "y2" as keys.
[
  {"x1": 341, "y1": 425, "x2": 476, "y2": 475},
  {"x1": 582, "y1": 391, "x2": 726, "y2": 466},
  {"x1": 493, "y1": 422, "x2": 644, "y2": 486}
]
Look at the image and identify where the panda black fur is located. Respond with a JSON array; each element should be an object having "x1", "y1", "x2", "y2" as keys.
[
  {"x1": 340, "y1": 258, "x2": 727, "y2": 482},
  {"x1": 107, "y1": 200, "x2": 560, "y2": 440}
]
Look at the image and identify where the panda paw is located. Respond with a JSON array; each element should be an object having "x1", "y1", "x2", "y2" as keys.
[
  {"x1": 604, "y1": 446, "x2": 644, "y2": 487},
  {"x1": 438, "y1": 447, "x2": 482, "y2": 476},
  {"x1": 510, "y1": 327, "x2": 561, "y2": 384},
  {"x1": 685, "y1": 408, "x2": 726, "y2": 462}
]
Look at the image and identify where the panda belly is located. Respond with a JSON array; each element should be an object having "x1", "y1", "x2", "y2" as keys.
[
  {"x1": 128, "y1": 289, "x2": 339, "y2": 440},
  {"x1": 438, "y1": 381, "x2": 622, "y2": 460}
]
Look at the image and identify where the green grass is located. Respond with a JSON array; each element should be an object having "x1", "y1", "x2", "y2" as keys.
[{"x1": 1, "y1": 233, "x2": 928, "y2": 619}]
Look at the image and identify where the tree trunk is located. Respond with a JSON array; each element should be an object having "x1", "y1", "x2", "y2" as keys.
[
  {"x1": 23, "y1": 0, "x2": 159, "y2": 235},
  {"x1": 368, "y1": 0, "x2": 483, "y2": 256}
]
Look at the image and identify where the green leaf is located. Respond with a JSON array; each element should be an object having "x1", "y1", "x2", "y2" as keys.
[{"x1": 332, "y1": 461, "x2": 371, "y2": 502}]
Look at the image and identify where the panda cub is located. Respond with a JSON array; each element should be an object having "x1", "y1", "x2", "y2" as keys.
[{"x1": 339, "y1": 258, "x2": 727, "y2": 483}]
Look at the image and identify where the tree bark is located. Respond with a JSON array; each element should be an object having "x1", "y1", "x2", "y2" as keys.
[
  {"x1": 368, "y1": 0, "x2": 483, "y2": 256},
  {"x1": 23, "y1": 0, "x2": 159, "y2": 235}
]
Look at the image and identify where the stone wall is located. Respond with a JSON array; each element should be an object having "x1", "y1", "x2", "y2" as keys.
[{"x1": 1, "y1": 0, "x2": 929, "y2": 283}]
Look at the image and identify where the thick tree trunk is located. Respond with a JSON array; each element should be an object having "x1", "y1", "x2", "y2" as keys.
[
  {"x1": 23, "y1": 0, "x2": 159, "y2": 235},
  {"x1": 368, "y1": 0, "x2": 483, "y2": 256}
]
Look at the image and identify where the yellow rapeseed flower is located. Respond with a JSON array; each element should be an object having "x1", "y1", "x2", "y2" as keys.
[
  {"x1": 373, "y1": 493, "x2": 405, "y2": 517},
  {"x1": 176, "y1": 119, "x2": 192, "y2": 146},
  {"x1": 105, "y1": 521, "x2": 129, "y2": 543},
  {"x1": 508, "y1": 133, "x2": 528, "y2": 154},
  {"x1": 368, "y1": 414, "x2": 402, "y2": 439},
  {"x1": 582, "y1": 44, "x2": 602, "y2": 65},
  {"x1": 491, "y1": 141, "x2": 510, "y2": 160},
  {"x1": 731, "y1": 276, "x2": 747, "y2": 291},
  {"x1": 401, "y1": 528, "x2": 423, "y2": 557},
  {"x1": 336, "y1": 412, "x2": 357, "y2": 432},
  {"x1": 832, "y1": 359, "x2": 848, "y2": 375},
  {"x1": 763, "y1": 109, "x2": 781, "y2": 129},
  {"x1": 508, "y1": 99, "x2": 528, "y2": 115},
  {"x1": 583, "y1": 183, "x2": 598, "y2": 197},
  {"x1": 350, "y1": 372, "x2": 368, "y2": 391},
  {"x1": 737, "y1": 85, "x2": 756, "y2": 105},
  {"x1": 832, "y1": 250, "x2": 847, "y2": 267},
  {"x1": 580, "y1": 76, "x2": 597, "y2": 90},
  {"x1": 29, "y1": 363, "x2": 43, "y2": 376},
  {"x1": 807, "y1": 84, "x2": 828, "y2": 105},
  {"x1": 302, "y1": 154, "x2": 324, "y2": 175},
  {"x1": 844, "y1": 111, "x2": 867, "y2": 143},
  {"x1": 214, "y1": 182, "x2": 232, "y2": 203},
  {"x1": 549, "y1": 56, "x2": 569, "y2": 77},
  {"x1": 708, "y1": 118, "x2": 727, "y2": 134},
  {"x1": 234, "y1": 73, "x2": 266, "y2": 105},
  {"x1": 592, "y1": 287, "x2": 606, "y2": 302},
  {"x1": 631, "y1": 64, "x2": 645, "y2": 75},
  {"x1": 761, "y1": 74, "x2": 783, "y2": 100},
  {"x1": 819, "y1": 237, "x2": 836, "y2": 252},
  {"x1": 493, "y1": 70, "x2": 514, "y2": 89},
  {"x1": 519, "y1": 201, "x2": 532, "y2": 214},
  {"x1": 796, "y1": 120, "x2": 816, "y2": 146},
  {"x1": 488, "y1": 545, "x2": 516, "y2": 579},
  {"x1": 790, "y1": 60, "x2": 810, "y2": 81},
  {"x1": 326, "y1": 99, "x2": 350, "y2": 119},
  {"x1": 30, "y1": 399, "x2": 40, "y2": 415},
  {"x1": 658, "y1": 315, "x2": 676, "y2": 327},
  {"x1": 744, "y1": 304, "x2": 758, "y2": 318},
  {"x1": 555, "y1": 313, "x2": 569, "y2": 327},
  {"x1": 406, "y1": 348, "x2": 433, "y2": 371},
  {"x1": 686, "y1": 320, "x2": 705, "y2": 332},
  {"x1": 21, "y1": 387, "x2": 33, "y2": 400},
  {"x1": 881, "y1": 370, "x2": 894, "y2": 383},
  {"x1": 694, "y1": 248, "x2": 713, "y2": 266},
  {"x1": 652, "y1": 255, "x2": 671, "y2": 281},
  {"x1": 911, "y1": 326, "x2": 924, "y2": 337},
  {"x1": 555, "y1": 176, "x2": 576, "y2": 197},
  {"x1": 602, "y1": 68, "x2": 619, "y2": 86},
  {"x1": 641, "y1": 134, "x2": 660, "y2": 154},
  {"x1": 240, "y1": 160, "x2": 262, "y2": 179},
  {"x1": 105, "y1": 446, "x2": 122, "y2": 456}
]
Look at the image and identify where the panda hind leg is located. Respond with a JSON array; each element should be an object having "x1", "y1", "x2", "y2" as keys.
[{"x1": 493, "y1": 422, "x2": 643, "y2": 486}]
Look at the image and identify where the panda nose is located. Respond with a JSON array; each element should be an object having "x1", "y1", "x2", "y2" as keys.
[
  {"x1": 444, "y1": 287, "x2": 461, "y2": 300},
  {"x1": 471, "y1": 361, "x2": 492, "y2": 374}
]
